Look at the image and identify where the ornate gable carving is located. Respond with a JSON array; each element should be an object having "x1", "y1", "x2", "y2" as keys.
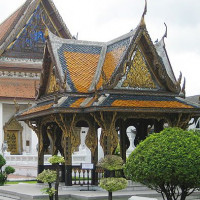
[
  {"x1": 46, "y1": 65, "x2": 60, "y2": 94},
  {"x1": 4, "y1": 116, "x2": 23, "y2": 132},
  {"x1": 121, "y1": 48, "x2": 156, "y2": 89},
  {"x1": 3, "y1": 116, "x2": 23, "y2": 155},
  {"x1": 103, "y1": 26, "x2": 180, "y2": 93},
  {"x1": 7, "y1": 3, "x2": 58, "y2": 55}
]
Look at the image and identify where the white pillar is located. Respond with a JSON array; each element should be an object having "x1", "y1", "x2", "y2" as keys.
[
  {"x1": 98, "y1": 128, "x2": 104, "y2": 161},
  {"x1": 0, "y1": 103, "x2": 3, "y2": 154},
  {"x1": 31, "y1": 130, "x2": 38, "y2": 155}
]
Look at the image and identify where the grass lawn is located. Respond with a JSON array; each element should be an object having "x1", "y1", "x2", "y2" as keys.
[{"x1": 6, "y1": 180, "x2": 37, "y2": 184}]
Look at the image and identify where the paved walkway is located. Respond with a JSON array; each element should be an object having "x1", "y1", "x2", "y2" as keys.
[{"x1": 0, "y1": 183, "x2": 161, "y2": 200}]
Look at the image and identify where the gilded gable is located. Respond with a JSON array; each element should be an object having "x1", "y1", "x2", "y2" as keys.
[
  {"x1": 116, "y1": 47, "x2": 157, "y2": 90},
  {"x1": 46, "y1": 66, "x2": 59, "y2": 94}
]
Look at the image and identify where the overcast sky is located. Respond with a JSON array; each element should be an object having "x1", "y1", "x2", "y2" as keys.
[{"x1": 0, "y1": 0, "x2": 200, "y2": 97}]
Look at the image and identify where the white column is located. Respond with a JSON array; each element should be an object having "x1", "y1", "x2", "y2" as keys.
[
  {"x1": 98, "y1": 128, "x2": 104, "y2": 161},
  {"x1": 31, "y1": 130, "x2": 38, "y2": 155},
  {"x1": 0, "y1": 103, "x2": 3, "y2": 154}
]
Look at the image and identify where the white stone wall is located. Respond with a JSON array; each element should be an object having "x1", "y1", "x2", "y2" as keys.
[
  {"x1": 0, "y1": 101, "x2": 37, "y2": 156},
  {"x1": 0, "y1": 103, "x2": 3, "y2": 154}
]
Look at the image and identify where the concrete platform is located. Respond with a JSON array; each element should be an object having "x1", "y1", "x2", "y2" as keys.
[
  {"x1": 0, "y1": 183, "x2": 199, "y2": 200},
  {"x1": 0, "y1": 183, "x2": 161, "y2": 200}
]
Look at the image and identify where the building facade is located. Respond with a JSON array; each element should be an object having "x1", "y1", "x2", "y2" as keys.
[{"x1": 0, "y1": 0, "x2": 72, "y2": 176}]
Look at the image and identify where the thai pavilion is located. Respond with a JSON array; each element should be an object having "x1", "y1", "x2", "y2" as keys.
[{"x1": 16, "y1": 2, "x2": 200, "y2": 186}]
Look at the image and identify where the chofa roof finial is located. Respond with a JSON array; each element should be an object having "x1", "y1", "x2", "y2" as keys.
[
  {"x1": 181, "y1": 77, "x2": 186, "y2": 98},
  {"x1": 140, "y1": 0, "x2": 147, "y2": 27},
  {"x1": 163, "y1": 22, "x2": 168, "y2": 39}
]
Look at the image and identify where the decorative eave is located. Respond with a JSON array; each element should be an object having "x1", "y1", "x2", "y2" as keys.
[
  {"x1": 17, "y1": 106, "x2": 200, "y2": 122},
  {"x1": 16, "y1": 92, "x2": 200, "y2": 121},
  {"x1": 0, "y1": 59, "x2": 42, "y2": 72}
]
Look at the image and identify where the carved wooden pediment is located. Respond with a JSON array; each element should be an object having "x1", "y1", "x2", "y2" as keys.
[
  {"x1": 45, "y1": 65, "x2": 60, "y2": 94},
  {"x1": 116, "y1": 47, "x2": 158, "y2": 90},
  {"x1": 3, "y1": 116, "x2": 23, "y2": 155},
  {"x1": 4, "y1": 116, "x2": 23, "y2": 132}
]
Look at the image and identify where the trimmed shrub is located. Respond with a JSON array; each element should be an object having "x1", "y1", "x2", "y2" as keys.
[
  {"x1": 124, "y1": 127, "x2": 200, "y2": 200},
  {"x1": 100, "y1": 177, "x2": 127, "y2": 192}
]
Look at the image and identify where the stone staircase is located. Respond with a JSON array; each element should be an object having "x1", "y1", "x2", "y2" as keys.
[{"x1": 0, "y1": 193, "x2": 20, "y2": 200}]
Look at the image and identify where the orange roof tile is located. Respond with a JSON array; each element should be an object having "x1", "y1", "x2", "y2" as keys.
[
  {"x1": 111, "y1": 100, "x2": 193, "y2": 109},
  {"x1": 64, "y1": 52, "x2": 100, "y2": 93},
  {"x1": 97, "y1": 46, "x2": 126, "y2": 89},
  {"x1": 0, "y1": 78, "x2": 39, "y2": 99},
  {"x1": 22, "y1": 103, "x2": 53, "y2": 115},
  {"x1": 0, "y1": 7, "x2": 22, "y2": 42}
]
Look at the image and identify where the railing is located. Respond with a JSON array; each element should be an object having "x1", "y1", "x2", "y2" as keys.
[
  {"x1": 41, "y1": 165, "x2": 104, "y2": 186},
  {"x1": 72, "y1": 165, "x2": 104, "y2": 185}
]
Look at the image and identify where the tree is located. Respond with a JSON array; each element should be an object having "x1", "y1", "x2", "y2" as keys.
[
  {"x1": 37, "y1": 169, "x2": 57, "y2": 200},
  {"x1": 48, "y1": 155, "x2": 64, "y2": 200},
  {"x1": 37, "y1": 155, "x2": 64, "y2": 200},
  {"x1": 124, "y1": 127, "x2": 200, "y2": 200},
  {"x1": 98, "y1": 155, "x2": 127, "y2": 200},
  {"x1": 0, "y1": 154, "x2": 15, "y2": 185}
]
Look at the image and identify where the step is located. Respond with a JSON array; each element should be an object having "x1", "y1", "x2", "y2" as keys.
[{"x1": 0, "y1": 194, "x2": 20, "y2": 200}]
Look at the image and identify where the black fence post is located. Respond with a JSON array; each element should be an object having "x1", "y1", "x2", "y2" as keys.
[{"x1": 65, "y1": 165, "x2": 72, "y2": 186}]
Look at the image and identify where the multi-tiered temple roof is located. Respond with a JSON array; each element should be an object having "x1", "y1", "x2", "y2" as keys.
[
  {"x1": 17, "y1": 16, "x2": 200, "y2": 120},
  {"x1": 0, "y1": 0, "x2": 71, "y2": 100}
]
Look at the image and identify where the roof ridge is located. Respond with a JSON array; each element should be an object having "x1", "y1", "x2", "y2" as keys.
[
  {"x1": 88, "y1": 45, "x2": 107, "y2": 92},
  {"x1": 47, "y1": 0, "x2": 72, "y2": 39},
  {"x1": 155, "y1": 38, "x2": 177, "y2": 85},
  {"x1": 106, "y1": 27, "x2": 137, "y2": 46},
  {"x1": 48, "y1": 29, "x2": 105, "y2": 46}
]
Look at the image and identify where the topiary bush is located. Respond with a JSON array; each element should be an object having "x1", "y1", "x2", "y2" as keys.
[
  {"x1": 48, "y1": 155, "x2": 64, "y2": 200},
  {"x1": 37, "y1": 169, "x2": 57, "y2": 184},
  {"x1": 98, "y1": 155, "x2": 127, "y2": 200},
  {"x1": 98, "y1": 155, "x2": 124, "y2": 171},
  {"x1": 4, "y1": 166, "x2": 15, "y2": 175},
  {"x1": 0, "y1": 155, "x2": 6, "y2": 169},
  {"x1": 100, "y1": 177, "x2": 127, "y2": 192},
  {"x1": 0, "y1": 174, "x2": 5, "y2": 186},
  {"x1": 0, "y1": 154, "x2": 15, "y2": 185},
  {"x1": 37, "y1": 169, "x2": 57, "y2": 200},
  {"x1": 48, "y1": 155, "x2": 64, "y2": 165},
  {"x1": 124, "y1": 127, "x2": 200, "y2": 200}
]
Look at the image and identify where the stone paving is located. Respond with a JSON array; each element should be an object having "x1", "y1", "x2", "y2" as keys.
[{"x1": 1, "y1": 176, "x2": 200, "y2": 200}]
